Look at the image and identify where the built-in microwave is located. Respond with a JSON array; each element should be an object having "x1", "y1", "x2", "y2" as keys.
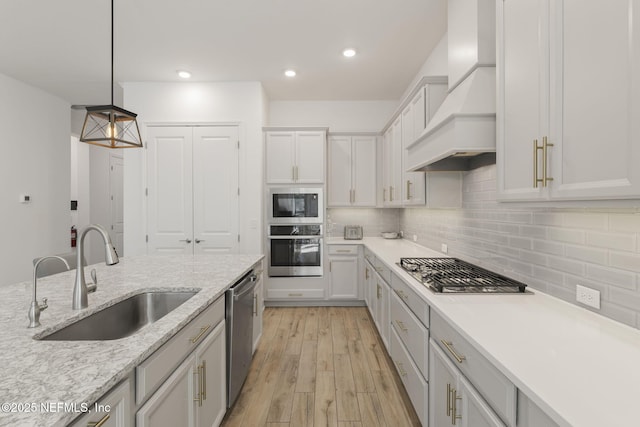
[{"x1": 268, "y1": 187, "x2": 323, "y2": 224}]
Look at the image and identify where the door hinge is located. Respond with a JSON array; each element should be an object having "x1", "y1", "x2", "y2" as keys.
[{"x1": 145, "y1": 235, "x2": 148, "y2": 243}]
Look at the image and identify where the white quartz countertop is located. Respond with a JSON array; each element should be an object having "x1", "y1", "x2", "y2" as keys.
[
  {"x1": 327, "y1": 237, "x2": 640, "y2": 427},
  {"x1": 0, "y1": 254, "x2": 263, "y2": 427}
]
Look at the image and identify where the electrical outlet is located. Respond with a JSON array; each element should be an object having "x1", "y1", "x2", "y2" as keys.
[
  {"x1": 576, "y1": 284, "x2": 600, "y2": 309},
  {"x1": 441, "y1": 243, "x2": 448, "y2": 254},
  {"x1": 412, "y1": 234, "x2": 418, "y2": 242}
]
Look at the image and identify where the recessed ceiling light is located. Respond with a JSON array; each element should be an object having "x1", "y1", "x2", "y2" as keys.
[
  {"x1": 177, "y1": 70, "x2": 191, "y2": 79},
  {"x1": 343, "y1": 48, "x2": 357, "y2": 58},
  {"x1": 284, "y1": 69, "x2": 297, "y2": 77}
]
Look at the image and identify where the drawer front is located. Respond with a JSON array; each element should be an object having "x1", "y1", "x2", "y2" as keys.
[
  {"x1": 390, "y1": 326, "x2": 428, "y2": 426},
  {"x1": 266, "y1": 288, "x2": 325, "y2": 299},
  {"x1": 373, "y1": 260, "x2": 391, "y2": 283},
  {"x1": 390, "y1": 291, "x2": 429, "y2": 379},
  {"x1": 431, "y1": 311, "x2": 517, "y2": 427},
  {"x1": 328, "y1": 244, "x2": 359, "y2": 255},
  {"x1": 391, "y1": 272, "x2": 429, "y2": 327},
  {"x1": 136, "y1": 296, "x2": 225, "y2": 404}
]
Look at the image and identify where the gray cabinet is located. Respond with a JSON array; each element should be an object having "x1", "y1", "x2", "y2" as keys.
[{"x1": 69, "y1": 378, "x2": 133, "y2": 427}]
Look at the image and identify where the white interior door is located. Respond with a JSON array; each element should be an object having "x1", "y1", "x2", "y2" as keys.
[
  {"x1": 109, "y1": 154, "x2": 124, "y2": 256},
  {"x1": 193, "y1": 126, "x2": 239, "y2": 254},
  {"x1": 146, "y1": 127, "x2": 194, "y2": 254}
]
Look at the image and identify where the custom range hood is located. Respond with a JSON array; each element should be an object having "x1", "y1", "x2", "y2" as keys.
[{"x1": 406, "y1": 0, "x2": 496, "y2": 171}]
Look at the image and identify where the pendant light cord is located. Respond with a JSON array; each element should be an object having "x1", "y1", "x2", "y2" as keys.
[{"x1": 111, "y1": 0, "x2": 114, "y2": 106}]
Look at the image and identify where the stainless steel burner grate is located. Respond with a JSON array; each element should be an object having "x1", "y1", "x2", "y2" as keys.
[{"x1": 399, "y1": 257, "x2": 527, "y2": 293}]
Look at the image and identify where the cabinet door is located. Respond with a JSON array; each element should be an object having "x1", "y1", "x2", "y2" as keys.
[
  {"x1": 549, "y1": 1, "x2": 640, "y2": 199},
  {"x1": 382, "y1": 128, "x2": 393, "y2": 206},
  {"x1": 70, "y1": 379, "x2": 132, "y2": 427},
  {"x1": 196, "y1": 321, "x2": 227, "y2": 427},
  {"x1": 265, "y1": 132, "x2": 296, "y2": 184},
  {"x1": 459, "y1": 376, "x2": 506, "y2": 427},
  {"x1": 328, "y1": 136, "x2": 353, "y2": 206},
  {"x1": 496, "y1": 0, "x2": 549, "y2": 201},
  {"x1": 377, "y1": 277, "x2": 390, "y2": 349},
  {"x1": 429, "y1": 339, "x2": 459, "y2": 427},
  {"x1": 328, "y1": 256, "x2": 358, "y2": 299},
  {"x1": 146, "y1": 126, "x2": 195, "y2": 253},
  {"x1": 402, "y1": 93, "x2": 427, "y2": 206},
  {"x1": 137, "y1": 354, "x2": 197, "y2": 427},
  {"x1": 390, "y1": 117, "x2": 403, "y2": 206},
  {"x1": 193, "y1": 126, "x2": 240, "y2": 254},
  {"x1": 516, "y1": 390, "x2": 560, "y2": 427},
  {"x1": 363, "y1": 263, "x2": 372, "y2": 311},
  {"x1": 352, "y1": 136, "x2": 377, "y2": 206},
  {"x1": 295, "y1": 131, "x2": 325, "y2": 183}
]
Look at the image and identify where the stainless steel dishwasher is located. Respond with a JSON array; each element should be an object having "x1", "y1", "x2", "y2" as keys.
[{"x1": 225, "y1": 270, "x2": 257, "y2": 407}]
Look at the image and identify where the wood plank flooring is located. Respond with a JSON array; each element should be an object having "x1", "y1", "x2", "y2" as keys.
[{"x1": 221, "y1": 307, "x2": 421, "y2": 427}]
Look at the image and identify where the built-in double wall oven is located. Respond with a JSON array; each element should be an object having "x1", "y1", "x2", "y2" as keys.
[{"x1": 267, "y1": 188, "x2": 323, "y2": 277}]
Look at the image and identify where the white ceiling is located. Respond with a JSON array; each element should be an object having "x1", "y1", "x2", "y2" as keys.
[{"x1": 0, "y1": 0, "x2": 447, "y2": 105}]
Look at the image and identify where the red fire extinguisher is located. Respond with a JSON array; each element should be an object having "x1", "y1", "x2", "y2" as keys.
[{"x1": 71, "y1": 226, "x2": 77, "y2": 248}]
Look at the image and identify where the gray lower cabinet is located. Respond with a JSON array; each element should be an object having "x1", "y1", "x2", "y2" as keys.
[
  {"x1": 137, "y1": 320, "x2": 226, "y2": 427},
  {"x1": 430, "y1": 339, "x2": 506, "y2": 427},
  {"x1": 516, "y1": 391, "x2": 561, "y2": 427},
  {"x1": 69, "y1": 377, "x2": 134, "y2": 427}
]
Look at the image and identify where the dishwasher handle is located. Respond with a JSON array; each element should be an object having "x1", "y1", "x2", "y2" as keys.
[{"x1": 233, "y1": 276, "x2": 257, "y2": 300}]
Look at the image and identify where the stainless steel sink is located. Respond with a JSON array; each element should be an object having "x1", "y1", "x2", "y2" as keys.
[{"x1": 39, "y1": 291, "x2": 199, "y2": 341}]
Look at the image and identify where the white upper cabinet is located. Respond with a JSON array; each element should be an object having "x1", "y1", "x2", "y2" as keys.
[
  {"x1": 402, "y1": 92, "x2": 427, "y2": 206},
  {"x1": 265, "y1": 130, "x2": 326, "y2": 184},
  {"x1": 448, "y1": 0, "x2": 496, "y2": 90},
  {"x1": 328, "y1": 135, "x2": 376, "y2": 207},
  {"x1": 497, "y1": 0, "x2": 640, "y2": 201}
]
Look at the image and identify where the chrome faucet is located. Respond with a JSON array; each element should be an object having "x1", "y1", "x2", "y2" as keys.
[
  {"x1": 73, "y1": 224, "x2": 119, "y2": 310},
  {"x1": 28, "y1": 256, "x2": 70, "y2": 328}
]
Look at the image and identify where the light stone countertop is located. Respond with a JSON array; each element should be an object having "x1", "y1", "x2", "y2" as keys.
[
  {"x1": 327, "y1": 237, "x2": 640, "y2": 427},
  {"x1": 0, "y1": 254, "x2": 263, "y2": 427}
]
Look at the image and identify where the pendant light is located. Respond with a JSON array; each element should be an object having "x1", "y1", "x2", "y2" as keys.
[{"x1": 79, "y1": 0, "x2": 142, "y2": 148}]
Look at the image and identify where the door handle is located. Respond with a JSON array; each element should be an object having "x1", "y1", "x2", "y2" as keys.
[
  {"x1": 195, "y1": 238, "x2": 205, "y2": 244},
  {"x1": 180, "y1": 239, "x2": 192, "y2": 244}
]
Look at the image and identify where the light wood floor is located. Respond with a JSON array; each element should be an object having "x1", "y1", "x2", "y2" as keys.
[{"x1": 221, "y1": 306, "x2": 421, "y2": 427}]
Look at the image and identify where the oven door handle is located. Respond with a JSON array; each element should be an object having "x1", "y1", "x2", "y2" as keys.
[{"x1": 268, "y1": 235, "x2": 323, "y2": 239}]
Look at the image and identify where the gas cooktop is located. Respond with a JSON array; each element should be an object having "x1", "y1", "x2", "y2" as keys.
[{"x1": 399, "y1": 257, "x2": 528, "y2": 294}]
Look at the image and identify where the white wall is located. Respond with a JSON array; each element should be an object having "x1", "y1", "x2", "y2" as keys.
[
  {"x1": 122, "y1": 81, "x2": 266, "y2": 256},
  {"x1": 0, "y1": 73, "x2": 70, "y2": 285},
  {"x1": 70, "y1": 136, "x2": 90, "y2": 233},
  {"x1": 400, "y1": 34, "x2": 449, "y2": 102},
  {"x1": 268, "y1": 100, "x2": 397, "y2": 132}
]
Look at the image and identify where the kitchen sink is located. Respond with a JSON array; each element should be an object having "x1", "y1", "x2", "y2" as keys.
[{"x1": 39, "y1": 291, "x2": 199, "y2": 341}]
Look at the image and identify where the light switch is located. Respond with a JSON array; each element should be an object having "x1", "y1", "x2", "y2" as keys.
[{"x1": 19, "y1": 194, "x2": 31, "y2": 203}]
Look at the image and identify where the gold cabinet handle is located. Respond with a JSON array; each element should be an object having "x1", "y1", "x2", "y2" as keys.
[
  {"x1": 289, "y1": 293, "x2": 303, "y2": 297},
  {"x1": 292, "y1": 166, "x2": 296, "y2": 181},
  {"x1": 329, "y1": 261, "x2": 332, "y2": 272},
  {"x1": 533, "y1": 139, "x2": 540, "y2": 188},
  {"x1": 383, "y1": 188, "x2": 387, "y2": 202},
  {"x1": 202, "y1": 360, "x2": 207, "y2": 400},
  {"x1": 365, "y1": 268, "x2": 369, "y2": 280},
  {"x1": 446, "y1": 383, "x2": 452, "y2": 417},
  {"x1": 295, "y1": 166, "x2": 299, "y2": 181},
  {"x1": 452, "y1": 387, "x2": 462, "y2": 425},
  {"x1": 194, "y1": 364, "x2": 203, "y2": 406},
  {"x1": 336, "y1": 249, "x2": 350, "y2": 253},
  {"x1": 395, "y1": 320, "x2": 408, "y2": 333},
  {"x1": 542, "y1": 136, "x2": 554, "y2": 187},
  {"x1": 253, "y1": 294, "x2": 258, "y2": 316},
  {"x1": 406, "y1": 180, "x2": 412, "y2": 200},
  {"x1": 395, "y1": 289, "x2": 408, "y2": 300},
  {"x1": 390, "y1": 186, "x2": 394, "y2": 201},
  {"x1": 88, "y1": 414, "x2": 110, "y2": 427},
  {"x1": 377, "y1": 284, "x2": 381, "y2": 299},
  {"x1": 441, "y1": 339, "x2": 466, "y2": 364},
  {"x1": 190, "y1": 325, "x2": 211, "y2": 344}
]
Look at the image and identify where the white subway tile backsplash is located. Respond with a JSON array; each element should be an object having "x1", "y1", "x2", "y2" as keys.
[
  {"x1": 586, "y1": 231, "x2": 636, "y2": 252},
  {"x1": 546, "y1": 227, "x2": 586, "y2": 245},
  {"x1": 609, "y1": 251, "x2": 640, "y2": 273},
  {"x1": 585, "y1": 265, "x2": 636, "y2": 290},
  {"x1": 399, "y1": 164, "x2": 640, "y2": 329},
  {"x1": 609, "y1": 213, "x2": 640, "y2": 233},
  {"x1": 564, "y1": 245, "x2": 608, "y2": 265}
]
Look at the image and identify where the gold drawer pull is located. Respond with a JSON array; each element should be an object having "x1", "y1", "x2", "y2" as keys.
[
  {"x1": 452, "y1": 387, "x2": 462, "y2": 425},
  {"x1": 202, "y1": 360, "x2": 207, "y2": 400},
  {"x1": 88, "y1": 414, "x2": 110, "y2": 427},
  {"x1": 441, "y1": 339, "x2": 466, "y2": 364},
  {"x1": 288, "y1": 293, "x2": 303, "y2": 297},
  {"x1": 446, "y1": 383, "x2": 452, "y2": 416},
  {"x1": 395, "y1": 320, "x2": 408, "y2": 333},
  {"x1": 395, "y1": 289, "x2": 408, "y2": 300},
  {"x1": 194, "y1": 365, "x2": 203, "y2": 406},
  {"x1": 190, "y1": 325, "x2": 211, "y2": 344},
  {"x1": 336, "y1": 249, "x2": 351, "y2": 253}
]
